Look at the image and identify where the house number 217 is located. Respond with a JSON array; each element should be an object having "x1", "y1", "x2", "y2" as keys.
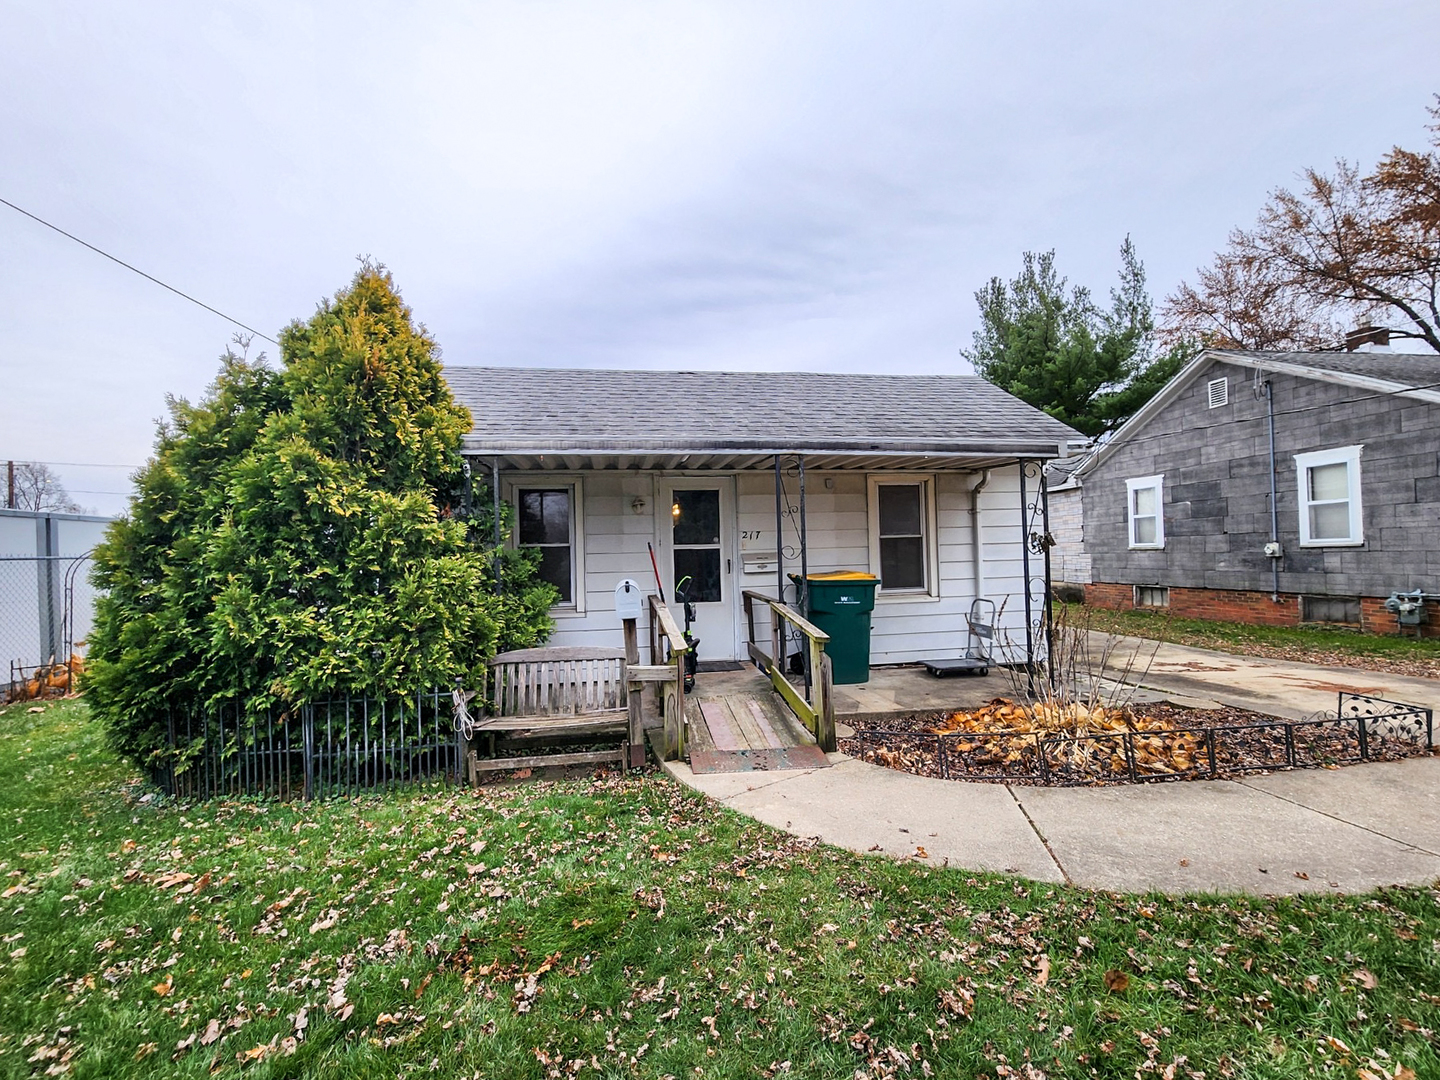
[{"x1": 740, "y1": 530, "x2": 762, "y2": 540}]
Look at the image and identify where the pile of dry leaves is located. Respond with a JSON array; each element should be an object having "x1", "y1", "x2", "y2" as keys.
[{"x1": 841, "y1": 697, "x2": 1431, "y2": 786}]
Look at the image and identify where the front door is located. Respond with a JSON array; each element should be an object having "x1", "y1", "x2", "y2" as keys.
[{"x1": 661, "y1": 479, "x2": 736, "y2": 662}]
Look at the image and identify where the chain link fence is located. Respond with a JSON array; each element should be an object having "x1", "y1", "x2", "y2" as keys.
[{"x1": 2, "y1": 553, "x2": 97, "y2": 701}]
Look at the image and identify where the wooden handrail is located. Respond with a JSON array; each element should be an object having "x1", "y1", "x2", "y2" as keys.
[
  {"x1": 646, "y1": 593, "x2": 688, "y2": 760},
  {"x1": 743, "y1": 590, "x2": 828, "y2": 643},
  {"x1": 648, "y1": 594, "x2": 689, "y2": 655},
  {"x1": 741, "y1": 589, "x2": 836, "y2": 753}
]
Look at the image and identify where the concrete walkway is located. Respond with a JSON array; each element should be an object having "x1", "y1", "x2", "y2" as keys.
[
  {"x1": 1096, "y1": 633, "x2": 1440, "y2": 720},
  {"x1": 663, "y1": 641, "x2": 1440, "y2": 895}
]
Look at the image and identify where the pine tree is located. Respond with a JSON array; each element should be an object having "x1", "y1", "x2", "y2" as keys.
[{"x1": 964, "y1": 240, "x2": 1193, "y2": 438}]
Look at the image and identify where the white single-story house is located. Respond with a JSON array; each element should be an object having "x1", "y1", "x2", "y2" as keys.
[{"x1": 444, "y1": 368, "x2": 1083, "y2": 669}]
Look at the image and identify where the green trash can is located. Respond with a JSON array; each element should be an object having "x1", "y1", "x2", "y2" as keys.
[{"x1": 793, "y1": 571, "x2": 880, "y2": 684}]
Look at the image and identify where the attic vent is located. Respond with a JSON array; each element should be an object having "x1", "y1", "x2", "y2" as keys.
[{"x1": 1206, "y1": 377, "x2": 1228, "y2": 408}]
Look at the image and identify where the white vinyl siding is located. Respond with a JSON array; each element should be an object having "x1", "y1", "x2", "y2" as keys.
[
  {"x1": 497, "y1": 464, "x2": 1035, "y2": 666},
  {"x1": 1295, "y1": 446, "x2": 1363, "y2": 547},
  {"x1": 1126, "y1": 475, "x2": 1164, "y2": 550}
]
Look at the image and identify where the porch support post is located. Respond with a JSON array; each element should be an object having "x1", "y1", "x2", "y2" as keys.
[
  {"x1": 798, "y1": 454, "x2": 810, "y2": 696},
  {"x1": 1040, "y1": 465, "x2": 1056, "y2": 691},
  {"x1": 773, "y1": 455, "x2": 785, "y2": 603},
  {"x1": 492, "y1": 458, "x2": 502, "y2": 595},
  {"x1": 1018, "y1": 459, "x2": 1036, "y2": 697}
]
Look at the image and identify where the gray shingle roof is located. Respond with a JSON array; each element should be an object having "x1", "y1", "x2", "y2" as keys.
[
  {"x1": 1215, "y1": 350, "x2": 1440, "y2": 391},
  {"x1": 443, "y1": 366, "x2": 1080, "y2": 455}
]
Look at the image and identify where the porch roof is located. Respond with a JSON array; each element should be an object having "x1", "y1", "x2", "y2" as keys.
[{"x1": 446, "y1": 366, "x2": 1081, "y2": 469}]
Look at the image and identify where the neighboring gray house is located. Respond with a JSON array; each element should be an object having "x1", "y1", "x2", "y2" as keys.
[
  {"x1": 1074, "y1": 347, "x2": 1440, "y2": 633},
  {"x1": 444, "y1": 368, "x2": 1083, "y2": 667}
]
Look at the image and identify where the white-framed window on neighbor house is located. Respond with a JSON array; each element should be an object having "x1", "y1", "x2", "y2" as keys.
[
  {"x1": 867, "y1": 474, "x2": 939, "y2": 597},
  {"x1": 1295, "y1": 446, "x2": 1363, "y2": 547},
  {"x1": 1126, "y1": 475, "x2": 1165, "y2": 549},
  {"x1": 513, "y1": 478, "x2": 586, "y2": 612}
]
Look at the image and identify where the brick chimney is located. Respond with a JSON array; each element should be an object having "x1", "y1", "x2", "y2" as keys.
[{"x1": 1344, "y1": 322, "x2": 1391, "y2": 352}]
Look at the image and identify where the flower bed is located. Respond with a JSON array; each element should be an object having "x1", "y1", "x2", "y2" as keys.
[{"x1": 841, "y1": 695, "x2": 1434, "y2": 787}]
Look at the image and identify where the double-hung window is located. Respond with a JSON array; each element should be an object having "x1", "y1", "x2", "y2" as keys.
[
  {"x1": 516, "y1": 481, "x2": 584, "y2": 608},
  {"x1": 1295, "y1": 446, "x2": 1363, "y2": 547},
  {"x1": 868, "y1": 475, "x2": 936, "y2": 596},
  {"x1": 1126, "y1": 475, "x2": 1164, "y2": 549}
]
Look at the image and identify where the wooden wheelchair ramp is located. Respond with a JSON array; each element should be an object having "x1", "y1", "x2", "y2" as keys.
[{"x1": 686, "y1": 673, "x2": 831, "y2": 774}]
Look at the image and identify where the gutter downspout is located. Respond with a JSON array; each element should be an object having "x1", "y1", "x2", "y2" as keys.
[
  {"x1": 970, "y1": 469, "x2": 993, "y2": 602},
  {"x1": 1264, "y1": 382, "x2": 1280, "y2": 602}
]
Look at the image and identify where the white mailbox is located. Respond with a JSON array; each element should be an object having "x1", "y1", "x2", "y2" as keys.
[{"x1": 614, "y1": 578, "x2": 645, "y2": 622}]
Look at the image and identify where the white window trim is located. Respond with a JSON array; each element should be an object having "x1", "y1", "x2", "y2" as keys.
[
  {"x1": 1295, "y1": 445, "x2": 1363, "y2": 548},
  {"x1": 867, "y1": 473, "x2": 940, "y2": 600},
  {"x1": 1125, "y1": 475, "x2": 1165, "y2": 550},
  {"x1": 508, "y1": 474, "x2": 587, "y2": 615}
]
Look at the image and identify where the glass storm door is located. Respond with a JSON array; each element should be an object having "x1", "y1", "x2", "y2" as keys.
[{"x1": 662, "y1": 481, "x2": 735, "y2": 662}]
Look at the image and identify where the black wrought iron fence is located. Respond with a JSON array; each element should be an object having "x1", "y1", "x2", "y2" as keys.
[
  {"x1": 844, "y1": 691, "x2": 1433, "y2": 787},
  {"x1": 162, "y1": 689, "x2": 462, "y2": 800}
]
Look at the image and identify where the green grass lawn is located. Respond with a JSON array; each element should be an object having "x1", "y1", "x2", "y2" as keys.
[
  {"x1": 2, "y1": 699, "x2": 1438, "y2": 1079},
  {"x1": 1070, "y1": 603, "x2": 1440, "y2": 677}
]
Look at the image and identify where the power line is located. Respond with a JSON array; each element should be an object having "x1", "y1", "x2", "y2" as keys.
[
  {"x1": 0, "y1": 196, "x2": 278, "y2": 345},
  {"x1": 3, "y1": 460, "x2": 141, "y2": 469}
]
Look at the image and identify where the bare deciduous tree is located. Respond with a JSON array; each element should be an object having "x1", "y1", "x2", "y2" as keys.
[
  {"x1": 6, "y1": 461, "x2": 84, "y2": 513},
  {"x1": 1163, "y1": 98, "x2": 1440, "y2": 353}
]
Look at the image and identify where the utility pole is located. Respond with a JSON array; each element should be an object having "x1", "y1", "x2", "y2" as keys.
[{"x1": 6, "y1": 460, "x2": 13, "y2": 509}]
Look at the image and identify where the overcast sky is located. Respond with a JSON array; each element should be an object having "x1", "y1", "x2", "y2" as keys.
[{"x1": 3, "y1": 1, "x2": 1437, "y2": 516}]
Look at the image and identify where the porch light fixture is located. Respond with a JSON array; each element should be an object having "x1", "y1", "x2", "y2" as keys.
[
  {"x1": 631, "y1": 497, "x2": 646, "y2": 515},
  {"x1": 671, "y1": 501, "x2": 682, "y2": 520}
]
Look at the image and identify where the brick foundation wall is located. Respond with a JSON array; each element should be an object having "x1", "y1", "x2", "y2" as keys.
[{"x1": 1083, "y1": 582, "x2": 1437, "y2": 637}]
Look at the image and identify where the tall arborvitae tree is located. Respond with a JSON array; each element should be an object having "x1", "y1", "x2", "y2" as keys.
[
  {"x1": 964, "y1": 239, "x2": 1193, "y2": 438},
  {"x1": 85, "y1": 266, "x2": 555, "y2": 769}
]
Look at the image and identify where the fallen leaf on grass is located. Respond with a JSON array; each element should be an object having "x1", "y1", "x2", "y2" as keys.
[
  {"x1": 309, "y1": 910, "x2": 340, "y2": 934},
  {"x1": 914, "y1": 846, "x2": 929, "y2": 859},
  {"x1": 1034, "y1": 955, "x2": 1051, "y2": 987},
  {"x1": 513, "y1": 768, "x2": 532, "y2": 779},
  {"x1": 177, "y1": 871, "x2": 211, "y2": 897},
  {"x1": 1102, "y1": 970, "x2": 1129, "y2": 994},
  {"x1": 153, "y1": 975, "x2": 174, "y2": 997},
  {"x1": 199, "y1": 1019, "x2": 223, "y2": 1047},
  {"x1": 1352, "y1": 968, "x2": 1378, "y2": 989},
  {"x1": 134, "y1": 1042, "x2": 157, "y2": 1061},
  {"x1": 120, "y1": 839, "x2": 136, "y2": 854},
  {"x1": 153, "y1": 871, "x2": 194, "y2": 890},
  {"x1": 937, "y1": 978, "x2": 975, "y2": 1018}
]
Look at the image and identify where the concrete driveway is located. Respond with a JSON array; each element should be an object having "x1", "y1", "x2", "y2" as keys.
[{"x1": 664, "y1": 639, "x2": 1440, "y2": 895}]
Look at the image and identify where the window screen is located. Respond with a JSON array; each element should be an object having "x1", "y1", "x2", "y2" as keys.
[
  {"x1": 519, "y1": 489, "x2": 573, "y2": 603},
  {"x1": 671, "y1": 489, "x2": 722, "y2": 603},
  {"x1": 877, "y1": 484, "x2": 925, "y2": 590}
]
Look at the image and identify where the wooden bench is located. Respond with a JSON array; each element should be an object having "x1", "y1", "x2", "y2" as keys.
[{"x1": 459, "y1": 647, "x2": 638, "y2": 779}]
